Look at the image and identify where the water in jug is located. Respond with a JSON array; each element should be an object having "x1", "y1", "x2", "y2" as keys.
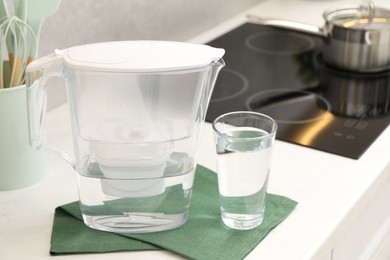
[{"x1": 26, "y1": 41, "x2": 225, "y2": 233}]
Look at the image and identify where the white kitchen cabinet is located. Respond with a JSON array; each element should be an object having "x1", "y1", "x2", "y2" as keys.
[
  {"x1": 370, "y1": 232, "x2": 390, "y2": 260},
  {"x1": 315, "y1": 165, "x2": 390, "y2": 260}
]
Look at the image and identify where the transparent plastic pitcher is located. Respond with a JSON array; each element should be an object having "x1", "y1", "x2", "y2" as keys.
[{"x1": 26, "y1": 41, "x2": 225, "y2": 233}]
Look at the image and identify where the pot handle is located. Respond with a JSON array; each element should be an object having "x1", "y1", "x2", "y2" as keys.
[
  {"x1": 26, "y1": 51, "x2": 76, "y2": 169},
  {"x1": 247, "y1": 14, "x2": 325, "y2": 37}
]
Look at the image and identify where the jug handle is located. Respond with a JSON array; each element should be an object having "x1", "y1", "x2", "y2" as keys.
[{"x1": 26, "y1": 51, "x2": 76, "y2": 169}]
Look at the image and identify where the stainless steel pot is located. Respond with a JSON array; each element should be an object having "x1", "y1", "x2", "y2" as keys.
[{"x1": 248, "y1": 4, "x2": 390, "y2": 73}]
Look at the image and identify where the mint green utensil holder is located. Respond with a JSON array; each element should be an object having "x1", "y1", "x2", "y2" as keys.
[{"x1": 0, "y1": 85, "x2": 47, "y2": 190}]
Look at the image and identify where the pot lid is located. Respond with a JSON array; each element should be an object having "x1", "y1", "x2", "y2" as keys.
[
  {"x1": 324, "y1": 4, "x2": 390, "y2": 29},
  {"x1": 57, "y1": 41, "x2": 225, "y2": 72}
]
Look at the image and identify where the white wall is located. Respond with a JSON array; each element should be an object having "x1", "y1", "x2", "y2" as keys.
[
  {"x1": 39, "y1": 0, "x2": 260, "y2": 56},
  {"x1": 5, "y1": 0, "x2": 260, "y2": 108}
]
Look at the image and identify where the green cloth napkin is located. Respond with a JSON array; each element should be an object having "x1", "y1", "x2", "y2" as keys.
[{"x1": 51, "y1": 165, "x2": 298, "y2": 259}]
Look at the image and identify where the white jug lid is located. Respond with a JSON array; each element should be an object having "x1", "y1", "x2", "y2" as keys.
[{"x1": 57, "y1": 41, "x2": 225, "y2": 72}]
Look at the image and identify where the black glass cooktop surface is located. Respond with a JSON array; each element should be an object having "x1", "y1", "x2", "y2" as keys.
[{"x1": 206, "y1": 23, "x2": 390, "y2": 159}]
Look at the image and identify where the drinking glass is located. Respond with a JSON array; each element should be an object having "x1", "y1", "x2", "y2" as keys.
[{"x1": 212, "y1": 111, "x2": 277, "y2": 230}]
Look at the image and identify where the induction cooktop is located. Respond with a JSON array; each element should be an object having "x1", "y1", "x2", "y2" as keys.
[{"x1": 206, "y1": 23, "x2": 390, "y2": 159}]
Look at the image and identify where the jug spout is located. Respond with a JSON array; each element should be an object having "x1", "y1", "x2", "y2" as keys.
[
  {"x1": 211, "y1": 58, "x2": 226, "y2": 85},
  {"x1": 200, "y1": 58, "x2": 225, "y2": 113}
]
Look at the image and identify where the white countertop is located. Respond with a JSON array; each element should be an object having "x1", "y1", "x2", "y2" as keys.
[{"x1": 1, "y1": 0, "x2": 390, "y2": 259}]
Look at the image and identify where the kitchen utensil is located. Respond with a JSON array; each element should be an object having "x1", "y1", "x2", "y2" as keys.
[
  {"x1": 9, "y1": 0, "x2": 27, "y2": 67},
  {"x1": 26, "y1": 41, "x2": 225, "y2": 233},
  {"x1": 13, "y1": 0, "x2": 27, "y2": 21},
  {"x1": 25, "y1": 0, "x2": 61, "y2": 59},
  {"x1": 0, "y1": 0, "x2": 8, "y2": 18},
  {"x1": 1, "y1": 21, "x2": 6, "y2": 87},
  {"x1": 0, "y1": 16, "x2": 36, "y2": 87},
  {"x1": 1, "y1": 1, "x2": 10, "y2": 87},
  {"x1": 248, "y1": 4, "x2": 390, "y2": 72}
]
